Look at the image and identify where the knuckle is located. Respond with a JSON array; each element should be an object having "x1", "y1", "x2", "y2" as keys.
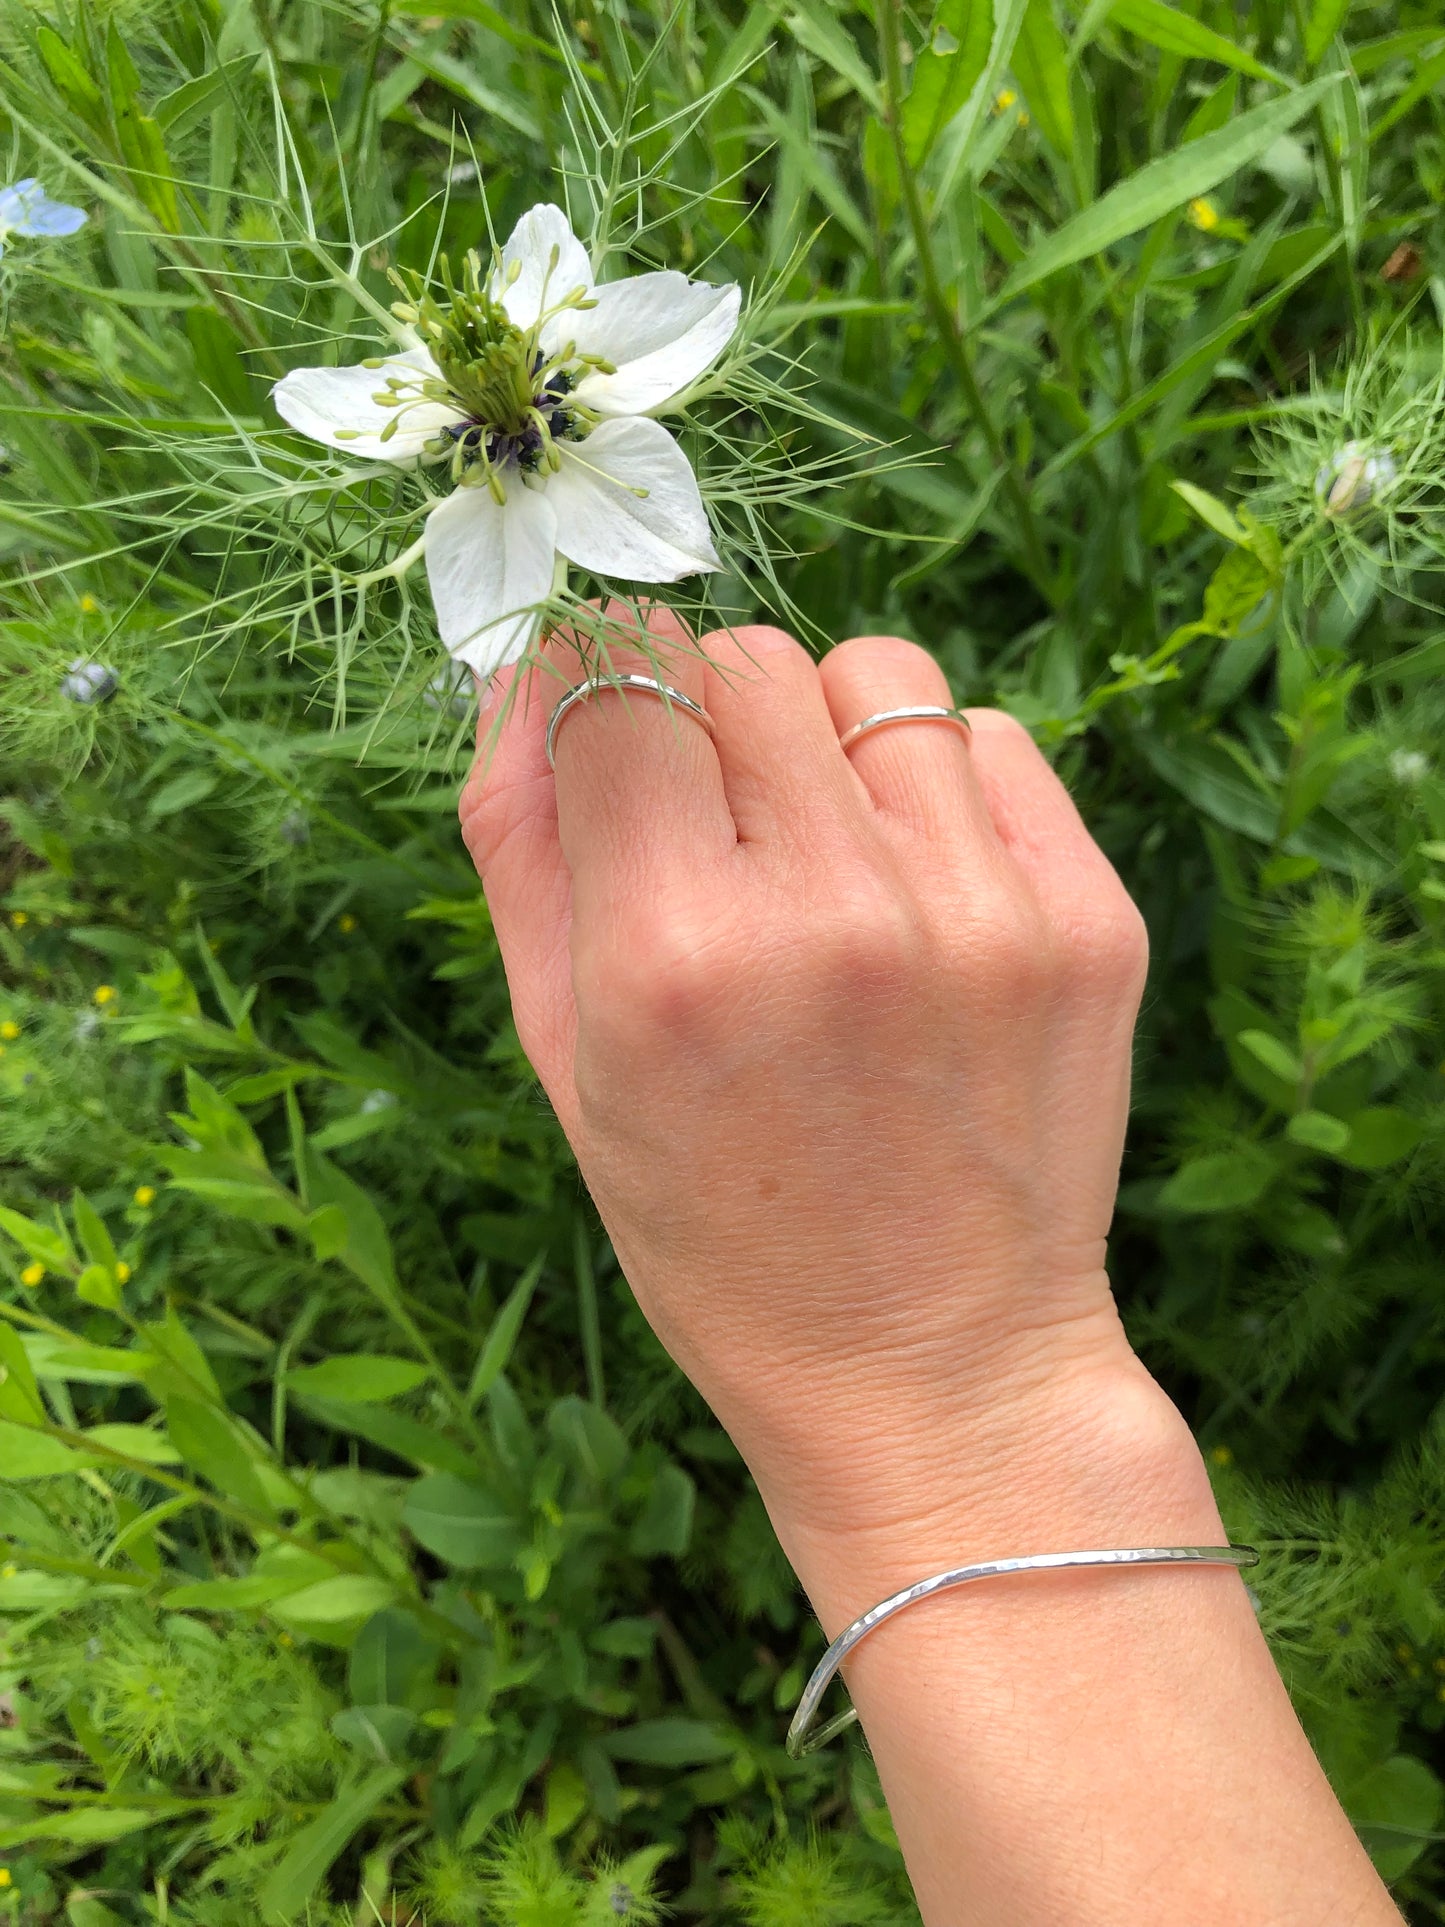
[
  {"x1": 458, "y1": 761, "x2": 546, "y2": 878},
  {"x1": 1064, "y1": 891, "x2": 1151, "y2": 995},
  {"x1": 959, "y1": 894, "x2": 1062, "y2": 1015},
  {"x1": 579, "y1": 905, "x2": 739, "y2": 1044},
  {"x1": 966, "y1": 707, "x2": 1036, "y2": 751},
  {"x1": 698, "y1": 622, "x2": 807, "y2": 676},
  {"x1": 830, "y1": 633, "x2": 942, "y2": 684},
  {"x1": 812, "y1": 877, "x2": 926, "y2": 1001}
]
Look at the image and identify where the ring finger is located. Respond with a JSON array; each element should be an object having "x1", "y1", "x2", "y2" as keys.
[{"x1": 819, "y1": 635, "x2": 998, "y2": 848}]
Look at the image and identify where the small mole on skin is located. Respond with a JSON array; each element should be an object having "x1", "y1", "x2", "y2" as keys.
[{"x1": 759, "y1": 1175, "x2": 781, "y2": 1201}]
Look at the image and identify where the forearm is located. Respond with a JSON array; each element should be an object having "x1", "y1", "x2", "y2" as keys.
[{"x1": 754, "y1": 1358, "x2": 1401, "y2": 1927}]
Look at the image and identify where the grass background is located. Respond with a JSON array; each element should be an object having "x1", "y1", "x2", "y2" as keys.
[{"x1": 1, "y1": 0, "x2": 1444, "y2": 1920}]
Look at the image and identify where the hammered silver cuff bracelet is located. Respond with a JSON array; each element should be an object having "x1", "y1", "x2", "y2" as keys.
[{"x1": 785, "y1": 1542, "x2": 1260, "y2": 1758}]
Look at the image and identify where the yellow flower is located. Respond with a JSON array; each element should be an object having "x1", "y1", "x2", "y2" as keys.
[
  {"x1": 994, "y1": 88, "x2": 1017, "y2": 111},
  {"x1": 338, "y1": 913, "x2": 358, "y2": 934},
  {"x1": 0, "y1": 1566, "x2": 12, "y2": 1580},
  {"x1": 9, "y1": 911, "x2": 28, "y2": 928},
  {"x1": 1209, "y1": 1443, "x2": 1232, "y2": 1467},
  {"x1": 93, "y1": 984, "x2": 117, "y2": 1006},
  {"x1": 1396, "y1": 1642, "x2": 1415, "y2": 1662},
  {"x1": 277, "y1": 1631, "x2": 294, "y2": 1647},
  {"x1": 115, "y1": 1261, "x2": 132, "y2": 1284},
  {"x1": 1188, "y1": 197, "x2": 1221, "y2": 233},
  {"x1": 79, "y1": 594, "x2": 99, "y2": 613},
  {"x1": 19, "y1": 1263, "x2": 43, "y2": 1288},
  {"x1": 0, "y1": 1021, "x2": 18, "y2": 1041},
  {"x1": 134, "y1": 1185, "x2": 156, "y2": 1208},
  {"x1": 0, "y1": 1865, "x2": 11, "y2": 1885}
]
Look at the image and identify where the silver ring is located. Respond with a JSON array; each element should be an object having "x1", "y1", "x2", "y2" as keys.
[
  {"x1": 838, "y1": 704, "x2": 972, "y2": 754},
  {"x1": 545, "y1": 673, "x2": 717, "y2": 771}
]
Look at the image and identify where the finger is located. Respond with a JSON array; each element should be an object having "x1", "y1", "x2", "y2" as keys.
[
  {"x1": 963, "y1": 709, "x2": 1149, "y2": 1001},
  {"x1": 459, "y1": 660, "x2": 578, "y2": 1112},
  {"x1": 699, "y1": 624, "x2": 866, "y2": 850},
  {"x1": 819, "y1": 635, "x2": 997, "y2": 846},
  {"x1": 544, "y1": 600, "x2": 737, "y2": 906}
]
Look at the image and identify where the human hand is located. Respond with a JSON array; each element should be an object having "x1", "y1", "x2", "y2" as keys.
[{"x1": 461, "y1": 606, "x2": 1199, "y2": 1615}]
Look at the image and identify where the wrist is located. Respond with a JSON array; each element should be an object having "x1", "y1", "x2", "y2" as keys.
[{"x1": 749, "y1": 1342, "x2": 1223, "y2": 1639}]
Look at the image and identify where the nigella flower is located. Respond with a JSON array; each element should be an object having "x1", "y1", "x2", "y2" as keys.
[
  {"x1": 271, "y1": 203, "x2": 740, "y2": 677},
  {"x1": 0, "y1": 179, "x2": 87, "y2": 256}
]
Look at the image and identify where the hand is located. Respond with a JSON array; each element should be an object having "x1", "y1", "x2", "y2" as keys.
[{"x1": 461, "y1": 606, "x2": 1182, "y2": 1605}]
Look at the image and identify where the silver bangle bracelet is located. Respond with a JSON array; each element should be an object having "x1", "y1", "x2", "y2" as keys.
[{"x1": 786, "y1": 1542, "x2": 1260, "y2": 1758}]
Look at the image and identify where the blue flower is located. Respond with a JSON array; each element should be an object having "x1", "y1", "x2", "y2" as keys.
[{"x1": 0, "y1": 179, "x2": 87, "y2": 257}]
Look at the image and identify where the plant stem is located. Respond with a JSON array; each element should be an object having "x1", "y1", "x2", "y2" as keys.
[{"x1": 876, "y1": 0, "x2": 1056, "y2": 605}]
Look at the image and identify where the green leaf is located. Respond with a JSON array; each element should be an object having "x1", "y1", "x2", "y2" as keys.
[
  {"x1": 0, "y1": 1806, "x2": 158, "y2": 1848},
  {"x1": 1237, "y1": 1029, "x2": 1302, "y2": 1084},
  {"x1": 161, "y1": 1572, "x2": 314, "y2": 1610},
  {"x1": 1304, "y1": 0, "x2": 1353, "y2": 64},
  {"x1": 935, "y1": 0, "x2": 1030, "y2": 200},
  {"x1": 1350, "y1": 1755, "x2": 1443, "y2": 1882},
  {"x1": 303, "y1": 1148, "x2": 401, "y2": 1304},
  {"x1": 1013, "y1": 0, "x2": 1075, "y2": 159},
  {"x1": 270, "y1": 1574, "x2": 397, "y2": 1626},
  {"x1": 630, "y1": 1462, "x2": 697, "y2": 1559},
  {"x1": 0, "y1": 1205, "x2": 73, "y2": 1273},
  {"x1": 349, "y1": 1608, "x2": 439, "y2": 1708},
  {"x1": 296, "y1": 1394, "x2": 481, "y2": 1478},
  {"x1": 164, "y1": 1397, "x2": 273, "y2": 1514},
  {"x1": 1109, "y1": 0, "x2": 1286, "y2": 83},
  {"x1": 35, "y1": 26, "x2": 107, "y2": 124},
  {"x1": 402, "y1": 1471, "x2": 526, "y2": 1569},
  {"x1": 0, "y1": 1567, "x2": 86, "y2": 1611},
  {"x1": 84, "y1": 1423, "x2": 180, "y2": 1466},
  {"x1": 1371, "y1": 42, "x2": 1445, "y2": 141},
  {"x1": 0, "y1": 1419, "x2": 88, "y2": 1479},
  {"x1": 259, "y1": 1768, "x2": 405, "y2": 1923},
  {"x1": 286, "y1": 1355, "x2": 429, "y2": 1403},
  {"x1": 71, "y1": 1191, "x2": 118, "y2": 1271},
  {"x1": 1158, "y1": 1149, "x2": 1274, "y2": 1213},
  {"x1": 1171, "y1": 480, "x2": 1249, "y2": 545},
  {"x1": 1337, "y1": 1108, "x2": 1425, "y2": 1172},
  {"x1": 467, "y1": 1255, "x2": 544, "y2": 1406},
  {"x1": 1285, "y1": 1110, "x2": 1352, "y2": 1154},
  {"x1": 602, "y1": 1720, "x2": 734, "y2": 1766},
  {"x1": 993, "y1": 74, "x2": 1343, "y2": 306},
  {"x1": 76, "y1": 1263, "x2": 122, "y2": 1311},
  {"x1": 785, "y1": 2, "x2": 882, "y2": 110},
  {"x1": 153, "y1": 56, "x2": 256, "y2": 137},
  {"x1": 0, "y1": 1324, "x2": 46, "y2": 1425},
  {"x1": 548, "y1": 1397, "x2": 628, "y2": 1484},
  {"x1": 904, "y1": 0, "x2": 994, "y2": 166}
]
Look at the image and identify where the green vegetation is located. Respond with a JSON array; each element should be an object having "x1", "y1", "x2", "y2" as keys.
[{"x1": 0, "y1": 0, "x2": 1443, "y2": 1918}]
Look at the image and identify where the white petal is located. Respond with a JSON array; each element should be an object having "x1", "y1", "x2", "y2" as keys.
[
  {"x1": 562, "y1": 275, "x2": 740, "y2": 417},
  {"x1": 272, "y1": 349, "x2": 462, "y2": 463},
  {"x1": 491, "y1": 203, "x2": 593, "y2": 332},
  {"x1": 424, "y1": 481, "x2": 559, "y2": 677},
  {"x1": 548, "y1": 417, "x2": 721, "y2": 581}
]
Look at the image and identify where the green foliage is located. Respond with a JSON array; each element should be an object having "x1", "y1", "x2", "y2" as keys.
[{"x1": 0, "y1": 0, "x2": 1443, "y2": 1921}]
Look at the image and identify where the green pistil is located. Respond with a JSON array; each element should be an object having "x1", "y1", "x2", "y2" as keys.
[{"x1": 390, "y1": 251, "x2": 535, "y2": 438}]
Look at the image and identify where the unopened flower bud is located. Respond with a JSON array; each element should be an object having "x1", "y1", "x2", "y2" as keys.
[
  {"x1": 60, "y1": 658, "x2": 118, "y2": 704},
  {"x1": 1314, "y1": 439, "x2": 1397, "y2": 520}
]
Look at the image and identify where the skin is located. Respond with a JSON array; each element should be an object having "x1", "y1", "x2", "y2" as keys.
[{"x1": 460, "y1": 604, "x2": 1402, "y2": 1927}]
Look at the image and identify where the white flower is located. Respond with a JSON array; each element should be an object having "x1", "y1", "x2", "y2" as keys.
[
  {"x1": 0, "y1": 179, "x2": 86, "y2": 256},
  {"x1": 271, "y1": 204, "x2": 740, "y2": 677}
]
